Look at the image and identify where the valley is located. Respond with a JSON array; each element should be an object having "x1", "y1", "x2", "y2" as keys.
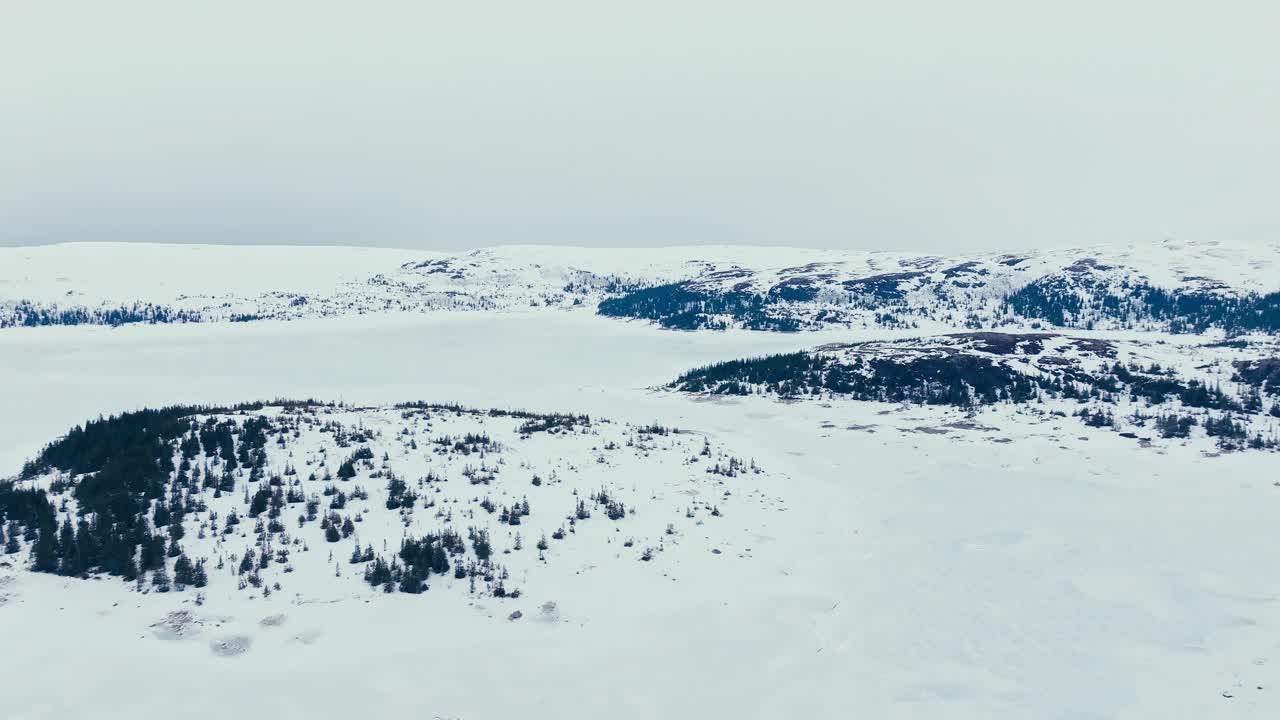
[{"x1": 2, "y1": 244, "x2": 1279, "y2": 719}]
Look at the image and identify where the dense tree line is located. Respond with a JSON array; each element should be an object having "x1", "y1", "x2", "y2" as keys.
[
  {"x1": 1234, "y1": 359, "x2": 1280, "y2": 397},
  {"x1": 592, "y1": 264, "x2": 1280, "y2": 335},
  {"x1": 670, "y1": 343, "x2": 1278, "y2": 448},
  {"x1": 597, "y1": 283, "x2": 803, "y2": 331},
  {"x1": 671, "y1": 351, "x2": 1039, "y2": 407},
  {"x1": 0, "y1": 483, "x2": 56, "y2": 557},
  {"x1": 4, "y1": 404, "x2": 274, "y2": 581},
  {"x1": 1006, "y1": 279, "x2": 1280, "y2": 334},
  {"x1": 1, "y1": 300, "x2": 200, "y2": 328}
]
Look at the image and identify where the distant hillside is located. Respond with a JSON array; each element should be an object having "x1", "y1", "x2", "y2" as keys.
[
  {"x1": 670, "y1": 332, "x2": 1280, "y2": 451},
  {"x1": 3, "y1": 239, "x2": 1279, "y2": 334}
]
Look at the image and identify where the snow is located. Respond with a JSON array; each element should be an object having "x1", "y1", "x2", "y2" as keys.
[
  {"x1": 0, "y1": 242, "x2": 428, "y2": 303},
  {"x1": 18, "y1": 399, "x2": 765, "y2": 604},
  {"x1": 3, "y1": 308, "x2": 1280, "y2": 719},
  {"x1": 4, "y1": 237, "x2": 1278, "y2": 330}
]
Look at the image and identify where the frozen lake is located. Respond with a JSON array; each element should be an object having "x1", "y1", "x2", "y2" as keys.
[{"x1": 3, "y1": 312, "x2": 1278, "y2": 719}]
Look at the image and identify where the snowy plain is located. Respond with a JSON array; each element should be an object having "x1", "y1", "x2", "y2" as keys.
[{"x1": 2, "y1": 309, "x2": 1280, "y2": 719}]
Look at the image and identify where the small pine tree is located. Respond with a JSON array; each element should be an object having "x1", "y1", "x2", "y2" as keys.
[
  {"x1": 173, "y1": 555, "x2": 195, "y2": 589},
  {"x1": 337, "y1": 459, "x2": 357, "y2": 480},
  {"x1": 152, "y1": 564, "x2": 171, "y2": 592},
  {"x1": 31, "y1": 527, "x2": 59, "y2": 573}
]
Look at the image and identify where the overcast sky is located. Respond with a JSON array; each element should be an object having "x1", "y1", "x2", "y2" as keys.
[{"x1": 1, "y1": 1, "x2": 1277, "y2": 253}]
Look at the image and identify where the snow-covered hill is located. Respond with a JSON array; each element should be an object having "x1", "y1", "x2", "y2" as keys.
[
  {"x1": 671, "y1": 331, "x2": 1280, "y2": 451},
  {"x1": 4, "y1": 401, "x2": 766, "y2": 601},
  {"x1": 4, "y1": 238, "x2": 1279, "y2": 333}
]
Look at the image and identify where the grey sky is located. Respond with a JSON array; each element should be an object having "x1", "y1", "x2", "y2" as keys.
[{"x1": 2, "y1": 1, "x2": 1277, "y2": 253}]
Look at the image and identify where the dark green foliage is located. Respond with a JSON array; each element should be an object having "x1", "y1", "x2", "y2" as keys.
[
  {"x1": 517, "y1": 413, "x2": 591, "y2": 435},
  {"x1": 673, "y1": 351, "x2": 1038, "y2": 407},
  {"x1": 1007, "y1": 277, "x2": 1280, "y2": 335},
  {"x1": 31, "y1": 407, "x2": 197, "y2": 478},
  {"x1": 360, "y1": 529, "x2": 470, "y2": 592},
  {"x1": 470, "y1": 527, "x2": 492, "y2": 561},
  {"x1": 1204, "y1": 415, "x2": 1248, "y2": 441},
  {"x1": 671, "y1": 340, "x2": 1276, "y2": 449},
  {"x1": 384, "y1": 474, "x2": 416, "y2": 509},
  {"x1": 671, "y1": 352, "x2": 816, "y2": 396},
  {"x1": 2, "y1": 300, "x2": 200, "y2": 329},
  {"x1": 10, "y1": 404, "x2": 272, "y2": 579},
  {"x1": 152, "y1": 563, "x2": 171, "y2": 592},
  {"x1": 336, "y1": 459, "x2": 357, "y2": 480},
  {"x1": 841, "y1": 272, "x2": 924, "y2": 301},
  {"x1": 1156, "y1": 414, "x2": 1195, "y2": 439},
  {"x1": 362, "y1": 556, "x2": 397, "y2": 587},
  {"x1": 3, "y1": 522, "x2": 21, "y2": 554},
  {"x1": 1125, "y1": 375, "x2": 1239, "y2": 411},
  {"x1": 1079, "y1": 409, "x2": 1114, "y2": 427},
  {"x1": 248, "y1": 487, "x2": 271, "y2": 517},
  {"x1": 1003, "y1": 281, "x2": 1082, "y2": 328},
  {"x1": 392, "y1": 402, "x2": 592, "y2": 435},
  {"x1": 598, "y1": 282, "x2": 803, "y2": 331},
  {"x1": 0, "y1": 483, "x2": 56, "y2": 538},
  {"x1": 398, "y1": 570, "x2": 426, "y2": 594},
  {"x1": 1234, "y1": 359, "x2": 1280, "y2": 397},
  {"x1": 31, "y1": 526, "x2": 60, "y2": 573},
  {"x1": 173, "y1": 555, "x2": 197, "y2": 589}
]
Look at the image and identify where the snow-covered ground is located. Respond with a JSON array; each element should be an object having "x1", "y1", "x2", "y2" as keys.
[
  {"x1": 3, "y1": 310, "x2": 1279, "y2": 719},
  {"x1": 5, "y1": 237, "x2": 1279, "y2": 330},
  {"x1": 0, "y1": 242, "x2": 428, "y2": 303}
]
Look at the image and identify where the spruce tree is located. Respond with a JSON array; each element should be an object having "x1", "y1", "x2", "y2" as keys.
[
  {"x1": 120, "y1": 553, "x2": 139, "y2": 582},
  {"x1": 173, "y1": 555, "x2": 195, "y2": 589},
  {"x1": 238, "y1": 549, "x2": 255, "y2": 575},
  {"x1": 152, "y1": 563, "x2": 171, "y2": 592},
  {"x1": 57, "y1": 518, "x2": 76, "y2": 574},
  {"x1": 31, "y1": 526, "x2": 59, "y2": 573}
]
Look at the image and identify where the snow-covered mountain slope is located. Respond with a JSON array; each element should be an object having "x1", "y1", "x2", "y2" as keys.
[
  {"x1": 0, "y1": 242, "x2": 826, "y2": 324},
  {"x1": 4, "y1": 401, "x2": 764, "y2": 600},
  {"x1": 0, "y1": 242, "x2": 427, "y2": 303},
  {"x1": 671, "y1": 331, "x2": 1280, "y2": 451},
  {"x1": 4, "y1": 238, "x2": 1279, "y2": 332},
  {"x1": 597, "y1": 239, "x2": 1280, "y2": 332}
]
